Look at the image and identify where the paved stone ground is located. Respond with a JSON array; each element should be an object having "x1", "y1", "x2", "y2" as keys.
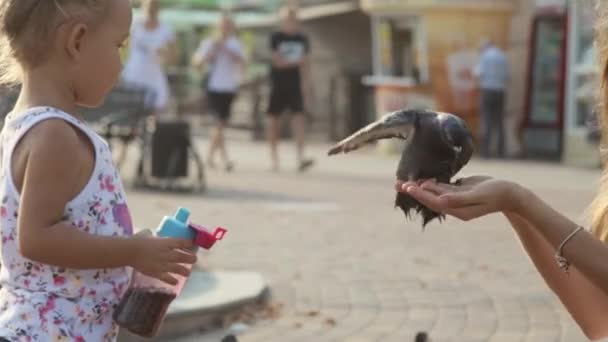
[{"x1": 119, "y1": 134, "x2": 598, "y2": 342}]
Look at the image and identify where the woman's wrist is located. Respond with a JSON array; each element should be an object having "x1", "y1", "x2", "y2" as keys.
[{"x1": 503, "y1": 181, "x2": 532, "y2": 216}]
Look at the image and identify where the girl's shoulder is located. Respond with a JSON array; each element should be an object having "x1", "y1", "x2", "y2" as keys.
[
  {"x1": 6, "y1": 107, "x2": 95, "y2": 153},
  {"x1": 5, "y1": 106, "x2": 83, "y2": 130}
]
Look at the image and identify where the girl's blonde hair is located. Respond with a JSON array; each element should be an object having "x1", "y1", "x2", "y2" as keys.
[
  {"x1": 588, "y1": 1, "x2": 608, "y2": 241},
  {"x1": 0, "y1": 0, "x2": 108, "y2": 85}
]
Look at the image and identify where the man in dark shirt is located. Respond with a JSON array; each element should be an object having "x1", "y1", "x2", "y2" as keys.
[{"x1": 266, "y1": 5, "x2": 314, "y2": 172}]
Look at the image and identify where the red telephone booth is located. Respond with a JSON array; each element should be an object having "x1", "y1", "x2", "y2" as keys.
[{"x1": 520, "y1": 7, "x2": 568, "y2": 160}]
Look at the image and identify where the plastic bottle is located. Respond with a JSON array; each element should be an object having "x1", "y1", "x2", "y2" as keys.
[{"x1": 113, "y1": 208, "x2": 227, "y2": 337}]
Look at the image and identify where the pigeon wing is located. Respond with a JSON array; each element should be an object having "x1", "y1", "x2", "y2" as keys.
[
  {"x1": 437, "y1": 114, "x2": 475, "y2": 176},
  {"x1": 328, "y1": 110, "x2": 418, "y2": 156}
]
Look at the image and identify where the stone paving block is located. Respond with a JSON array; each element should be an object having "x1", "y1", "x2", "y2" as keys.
[
  {"x1": 359, "y1": 311, "x2": 408, "y2": 336},
  {"x1": 119, "y1": 139, "x2": 591, "y2": 342},
  {"x1": 488, "y1": 333, "x2": 526, "y2": 342},
  {"x1": 434, "y1": 307, "x2": 467, "y2": 335}
]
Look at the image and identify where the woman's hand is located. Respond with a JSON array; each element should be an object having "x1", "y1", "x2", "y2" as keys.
[{"x1": 396, "y1": 176, "x2": 524, "y2": 221}]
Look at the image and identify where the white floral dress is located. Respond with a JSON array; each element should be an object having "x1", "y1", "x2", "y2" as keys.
[{"x1": 0, "y1": 107, "x2": 133, "y2": 341}]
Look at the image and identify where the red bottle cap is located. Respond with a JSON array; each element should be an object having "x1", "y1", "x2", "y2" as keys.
[{"x1": 189, "y1": 224, "x2": 227, "y2": 250}]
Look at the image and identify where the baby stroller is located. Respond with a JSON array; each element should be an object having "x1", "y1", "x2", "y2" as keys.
[
  {"x1": 135, "y1": 115, "x2": 206, "y2": 193},
  {"x1": 82, "y1": 82, "x2": 207, "y2": 193}
]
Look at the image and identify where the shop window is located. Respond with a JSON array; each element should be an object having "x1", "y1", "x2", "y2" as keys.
[
  {"x1": 374, "y1": 15, "x2": 429, "y2": 84},
  {"x1": 572, "y1": 0, "x2": 599, "y2": 130}
]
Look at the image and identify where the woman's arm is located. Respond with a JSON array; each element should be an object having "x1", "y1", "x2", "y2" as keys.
[
  {"x1": 191, "y1": 40, "x2": 220, "y2": 68},
  {"x1": 505, "y1": 211, "x2": 608, "y2": 339},
  {"x1": 402, "y1": 179, "x2": 608, "y2": 339},
  {"x1": 513, "y1": 185, "x2": 608, "y2": 298},
  {"x1": 223, "y1": 40, "x2": 246, "y2": 65},
  {"x1": 157, "y1": 39, "x2": 178, "y2": 67}
]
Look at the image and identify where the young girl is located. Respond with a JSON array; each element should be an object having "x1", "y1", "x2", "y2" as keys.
[
  {"x1": 399, "y1": 3, "x2": 608, "y2": 340},
  {"x1": 0, "y1": 0, "x2": 197, "y2": 340},
  {"x1": 192, "y1": 13, "x2": 245, "y2": 172}
]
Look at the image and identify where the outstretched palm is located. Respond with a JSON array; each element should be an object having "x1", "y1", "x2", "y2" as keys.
[{"x1": 397, "y1": 176, "x2": 517, "y2": 221}]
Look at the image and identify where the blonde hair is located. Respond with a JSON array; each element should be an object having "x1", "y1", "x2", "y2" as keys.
[
  {"x1": 214, "y1": 12, "x2": 235, "y2": 38},
  {"x1": 280, "y1": 3, "x2": 298, "y2": 19},
  {"x1": 141, "y1": 0, "x2": 159, "y2": 14},
  {"x1": 588, "y1": 1, "x2": 608, "y2": 241},
  {"x1": 0, "y1": 0, "x2": 108, "y2": 85}
]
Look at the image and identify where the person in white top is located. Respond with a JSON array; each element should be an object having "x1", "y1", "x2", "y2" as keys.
[
  {"x1": 122, "y1": 0, "x2": 176, "y2": 115},
  {"x1": 192, "y1": 13, "x2": 245, "y2": 172}
]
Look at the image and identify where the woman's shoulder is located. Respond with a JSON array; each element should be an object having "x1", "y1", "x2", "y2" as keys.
[
  {"x1": 158, "y1": 21, "x2": 176, "y2": 36},
  {"x1": 130, "y1": 19, "x2": 145, "y2": 31},
  {"x1": 227, "y1": 36, "x2": 243, "y2": 48},
  {"x1": 229, "y1": 35, "x2": 243, "y2": 43}
]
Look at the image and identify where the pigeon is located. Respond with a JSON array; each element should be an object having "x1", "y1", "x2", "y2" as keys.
[
  {"x1": 415, "y1": 331, "x2": 429, "y2": 342},
  {"x1": 328, "y1": 109, "x2": 475, "y2": 227},
  {"x1": 222, "y1": 334, "x2": 238, "y2": 342}
]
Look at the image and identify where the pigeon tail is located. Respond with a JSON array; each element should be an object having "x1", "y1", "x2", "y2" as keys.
[{"x1": 395, "y1": 191, "x2": 444, "y2": 229}]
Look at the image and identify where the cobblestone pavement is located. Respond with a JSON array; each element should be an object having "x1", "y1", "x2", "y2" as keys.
[{"x1": 121, "y1": 136, "x2": 597, "y2": 342}]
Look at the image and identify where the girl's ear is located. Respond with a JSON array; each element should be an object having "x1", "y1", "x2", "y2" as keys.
[{"x1": 65, "y1": 23, "x2": 88, "y2": 61}]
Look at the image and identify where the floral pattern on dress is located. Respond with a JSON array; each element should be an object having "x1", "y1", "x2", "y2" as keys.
[{"x1": 0, "y1": 108, "x2": 133, "y2": 341}]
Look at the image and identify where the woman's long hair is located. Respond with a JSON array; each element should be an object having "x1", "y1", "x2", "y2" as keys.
[{"x1": 587, "y1": 1, "x2": 608, "y2": 241}]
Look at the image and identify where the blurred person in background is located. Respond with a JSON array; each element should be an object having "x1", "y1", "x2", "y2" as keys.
[
  {"x1": 473, "y1": 39, "x2": 509, "y2": 159},
  {"x1": 122, "y1": 0, "x2": 176, "y2": 116},
  {"x1": 266, "y1": 4, "x2": 314, "y2": 173},
  {"x1": 192, "y1": 13, "x2": 245, "y2": 172}
]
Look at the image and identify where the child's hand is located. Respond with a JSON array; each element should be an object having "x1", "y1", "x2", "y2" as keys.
[
  {"x1": 396, "y1": 176, "x2": 522, "y2": 221},
  {"x1": 130, "y1": 230, "x2": 198, "y2": 285}
]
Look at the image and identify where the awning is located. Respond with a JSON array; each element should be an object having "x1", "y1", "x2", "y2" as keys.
[
  {"x1": 135, "y1": 0, "x2": 359, "y2": 28},
  {"x1": 146, "y1": 0, "x2": 283, "y2": 11},
  {"x1": 360, "y1": 0, "x2": 514, "y2": 13}
]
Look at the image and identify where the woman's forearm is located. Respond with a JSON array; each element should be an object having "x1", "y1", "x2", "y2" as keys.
[
  {"x1": 506, "y1": 211, "x2": 574, "y2": 290},
  {"x1": 514, "y1": 186, "x2": 608, "y2": 282},
  {"x1": 504, "y1": 211, "x2": 608, "y2": 339},
  {"x1": 510, "y1": 185, "x2": 608, "y2": 337}
]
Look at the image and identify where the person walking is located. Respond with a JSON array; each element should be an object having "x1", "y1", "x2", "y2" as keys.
[
  {"x1": 192, "y1": 13, "x2": 245, "y2": 172},
  {"x1": 266, "y1": 5, "x2": 314, "y2": 172}
]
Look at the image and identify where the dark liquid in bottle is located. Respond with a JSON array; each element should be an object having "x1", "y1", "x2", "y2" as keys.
[{"x1": 113, "y1": 287, "x2": 177, "y2": 337}]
